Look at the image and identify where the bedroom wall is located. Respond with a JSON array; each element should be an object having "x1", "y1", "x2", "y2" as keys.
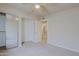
[
  {"x1": 33, "y1": 20, "x2": 41, "y2": 43},
  {"x1": 22, "y1": 19, "x2": 41, "y2": 43},
  {"x1": 47, "y1": 7, "x2": 79, "y2": 52},
  {"x1": 22, "y1": 19, "x2": 35, "y2": 42}
]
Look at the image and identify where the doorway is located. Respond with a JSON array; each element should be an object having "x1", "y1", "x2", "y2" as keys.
[{"x1": 40, "y1": 20, "x2": 48, "y2": 45}]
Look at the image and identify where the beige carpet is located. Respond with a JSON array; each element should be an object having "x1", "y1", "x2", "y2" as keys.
[{"x1": 0, "y1": 41, "x2": 79, "y2": 56}]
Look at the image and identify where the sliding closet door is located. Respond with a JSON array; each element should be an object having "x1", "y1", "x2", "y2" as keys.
[
  {"x1": 6, "y1": 14, "x2": 18, "y2": 48},
  {"x1": 0, "y1": 13, "x2": 6, "y2": 49}
]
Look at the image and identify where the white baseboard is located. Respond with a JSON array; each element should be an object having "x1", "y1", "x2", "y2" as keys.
[{"x1": 48, "y1": 42, "x2": 79, "y2": 53}]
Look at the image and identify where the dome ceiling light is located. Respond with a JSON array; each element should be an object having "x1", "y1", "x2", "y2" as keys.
[{"x1": 35, "y1": 4, "x2": 40, "y2": 9}]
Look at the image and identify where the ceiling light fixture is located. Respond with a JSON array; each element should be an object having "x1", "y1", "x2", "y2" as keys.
[
  {"x1": 35, "y1": 4, "x2": 40, "y2": 9},
  {"x1": 16, "y1": 17, "x2": 19, "y2": 21}
]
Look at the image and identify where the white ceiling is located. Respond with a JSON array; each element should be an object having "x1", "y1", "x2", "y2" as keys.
[{"x1": 0, "y1": 3, "x2": 79, "y2": 19}]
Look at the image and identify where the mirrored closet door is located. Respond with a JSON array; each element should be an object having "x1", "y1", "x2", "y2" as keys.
[{"x1": 0, "y1": 12, "x2": 6, "y2": 49}]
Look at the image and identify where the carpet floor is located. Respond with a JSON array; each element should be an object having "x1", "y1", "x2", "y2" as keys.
[{"x1": 0, "y1": 41, "x2": 79, "y2": 56}]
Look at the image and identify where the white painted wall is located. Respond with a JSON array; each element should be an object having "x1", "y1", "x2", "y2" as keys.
[
  {"x1": 22, "y1": 19, "x2": 35, "y2": 42},
  {"x1": 34, "y1": 20, "x2": 41, "y2": 43},
  {"x1": 6, "y1": 14, "x2": 40, "y2": 47},
  {"x1": 6, "y1": 15, "x2": 17, "y2": 47},
  {"x1": 47, "y1": 7, "x2": 79, "y2": 52},
  {"x1": 22, "y1": 19, "x2": 41, "y2": 43}
]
